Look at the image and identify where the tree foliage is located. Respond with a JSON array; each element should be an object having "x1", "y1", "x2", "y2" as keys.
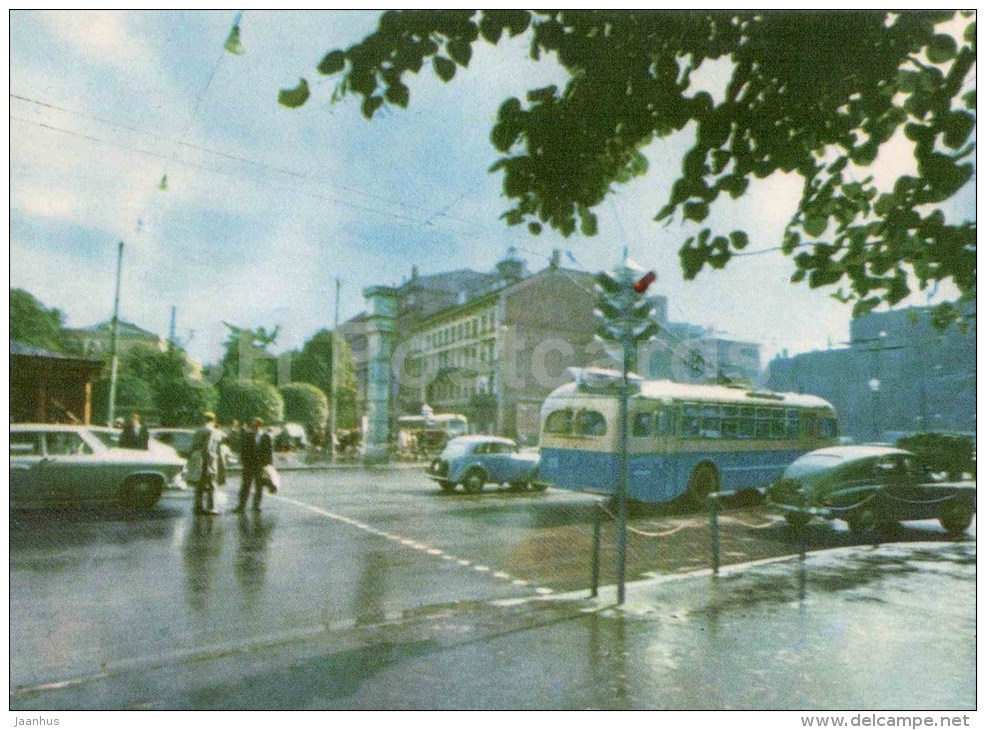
[
  {"x1": 119, "y1": 342, "x2": 219, "y2": 426},
  {"x1": 290, "y1": 328, "x2": 334, "y2": 398},
  {"x1": 289, "y1": 10, "x2": 976, "y2": 326},
  {"x1": 217, "y1": 381, "x2": 285, "y2": 425},
  {"x1": 10, "y1": 288, "x2": 68, "y2": 352},
  {"x1": 280, "y1": 383, "x2": 330, "y2": 425}
]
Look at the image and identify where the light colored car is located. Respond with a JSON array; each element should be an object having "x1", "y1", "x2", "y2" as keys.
[
  {"x1": 90, "y1": 426, "x2": 189, "y2": 491},
  {"x1": 427, "y1": 435, "x2": 542, "y2": 494},
  {"x1": 766, "y1": 445, "x2": 976, "y2": 535},
  {"x1": 9, "y1": 424, "x2": 185, "y2": 510}
]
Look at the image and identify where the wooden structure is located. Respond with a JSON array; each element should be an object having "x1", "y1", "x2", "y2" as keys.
[{"x1": 10, "y1": 341, "x2": 104, "y2": 424}]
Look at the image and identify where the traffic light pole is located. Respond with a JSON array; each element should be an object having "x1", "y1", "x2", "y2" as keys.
[
  {"x1": 616, "y1": 332, "x2": 630, "y2": 605},
  {"x1": 593, "y1": 257, "x2": 658, "y2": 606}
]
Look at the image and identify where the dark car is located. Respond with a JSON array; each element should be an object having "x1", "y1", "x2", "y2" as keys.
[
  {"x1": 766, "y1": 445, "x2": 976, "y2": 535},
  {"x1": 428, "y1": 435, "x2": 542, "y2": 494}
]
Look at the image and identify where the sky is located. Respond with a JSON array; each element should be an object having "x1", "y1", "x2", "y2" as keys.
[{"x1": 8, "y1": 10, "x2": 975, "y2": 366}]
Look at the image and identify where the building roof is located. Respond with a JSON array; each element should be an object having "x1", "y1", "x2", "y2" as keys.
[
  {"x1": 10, "y1": 340, "x2": 102, "y2": 364},
  {"x1": 64, "y1": 319, "x2": 162, "y2": 340}
]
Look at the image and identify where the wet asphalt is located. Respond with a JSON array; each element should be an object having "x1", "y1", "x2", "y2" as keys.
[{"x1": 8, "y1": 467, "x2": 976, "y2": 710}]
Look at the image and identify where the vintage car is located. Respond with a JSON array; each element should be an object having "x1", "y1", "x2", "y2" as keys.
[
  {"x1": 10, "y1": 424, "x2": 185, "y2": 510},
  {"x1": 766, "y1": 445, "x2": 976, "y2": 535},
  {"x1": 428, "y1": 435, "x2": 543, "y2": 494}
]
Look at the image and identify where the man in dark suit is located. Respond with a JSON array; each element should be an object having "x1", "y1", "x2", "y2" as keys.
[
  {"x1": 233, "y1": 417, "x2": 274, "y2": 513},
  {"x1": 119, "y1": 412, "x2": 149, "y2": 450}
]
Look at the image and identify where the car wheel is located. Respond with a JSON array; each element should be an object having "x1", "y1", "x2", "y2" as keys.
[
  {"x1": 845, "y1": 506, "x2": 876, "y2": 533},
  {"x1": 875, "y1": 520, "x2": 900, "y2": 537},
  {"x1": 529, "y1": 481, "x2": 548, "y2": 492},
  {"x1": 939, "y1": 501, "x2": 974, "y2": 535},
  {"x1": 785, "y1": 511, "x2": 811, "y2": 529},
  {"x1": 686, "y1": 463, "x2": 719, "y2": 510},
  {"x1": 120, "y1": 476, "x2": 164, "y2": 510},
  {"x1": 437, "y1": 480, "x2": 455, "y2": 494},
  {"x1": 463, "y1": 469, "x2": 485, "y2": 495}
]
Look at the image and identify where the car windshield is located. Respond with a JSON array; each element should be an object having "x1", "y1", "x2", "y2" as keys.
[{"x1": 784, "y1": 453, "x2": 844, "y2": 479}]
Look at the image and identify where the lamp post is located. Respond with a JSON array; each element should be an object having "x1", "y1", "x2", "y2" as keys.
[{"x1": 106, "y1": 240, "x2": 124, "y2": 425}]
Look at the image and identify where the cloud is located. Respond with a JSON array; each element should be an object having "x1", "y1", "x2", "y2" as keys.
[
  {"x1": 37, "y1": 10, "x2": 143, "y2": 63},
  {"x1": 11, "y1": 187, "x2": 81, "y2": 221}
]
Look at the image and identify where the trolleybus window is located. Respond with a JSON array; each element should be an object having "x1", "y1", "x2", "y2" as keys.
[
  {"x1": 544, "y1": 409, "x2": 573, "y2": 435},
  {"x1": 656, "y1": 407, "x2": 677, "y2": 436},
  {"x1": 575, "y1": 410, "x2": 607, "y2": 436},
  {"x1": 632, "y1": 412, "x2": 652, "y2": 438}
]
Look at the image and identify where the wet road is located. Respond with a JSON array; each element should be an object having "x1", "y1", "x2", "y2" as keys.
[{"x1": 9, "y1": 467, "x2": 975, "y2": 709}]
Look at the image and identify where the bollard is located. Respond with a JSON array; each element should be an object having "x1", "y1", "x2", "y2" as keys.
[
  {"x1": 590, "y1": 502, "x2": 602, "y2": 598},
  {"x1": 709, "y1": 492, "x2": 721, "y2": 575}
]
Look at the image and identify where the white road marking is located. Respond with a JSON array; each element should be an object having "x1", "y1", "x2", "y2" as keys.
[{"x1": 274, "y1": 494, "x2": 552, "y2": 597}]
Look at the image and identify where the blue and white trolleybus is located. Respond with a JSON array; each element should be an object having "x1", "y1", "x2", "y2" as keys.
[{"x1": 537, "y1": 368, "x2": 838, "y2": 505}]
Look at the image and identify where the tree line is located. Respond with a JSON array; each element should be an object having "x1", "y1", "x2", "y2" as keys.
[{"x1": 10, "y1": 288, "x2": 358, "y2": 430}]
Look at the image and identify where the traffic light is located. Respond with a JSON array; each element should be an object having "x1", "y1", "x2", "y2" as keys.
[{"x1": 593, "y1": 258, "x2": 659, "y2": 360}]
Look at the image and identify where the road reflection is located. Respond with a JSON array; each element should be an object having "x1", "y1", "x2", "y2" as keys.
[{"x1": 182, "y1": 515, "x2": 225, "y2": 613}]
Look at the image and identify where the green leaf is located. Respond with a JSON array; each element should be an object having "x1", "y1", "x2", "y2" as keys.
[
  {"x1": 278, "y1": 78, "x2": 310, "y2": 108},
  {"x1": 528, "y1": 221, "x2": 543, "y2": 235},
  {"x1": 317, "y1": 50, "x2": 346, "y2": 75},
  {"x1": 803, "y1": 215, "x2": 827, "y2": 238},
  {"x1": 579, "y1": 210, "x2": 598, "y2": 237},
  {"x1": 729, "y1": 230, "x2": 749, "y2": 250},
  {"x1": 361, "y1": 95, "x2": 383, "y2": 118},
  {"x1": 433, "y1": 56, "x2": 456, "y2": 82},
  {"x1": 926, "y1": 34, "x2": 958, "y2": 63},
  {"x1": 683, "y1": 200, "x2": 708, "y2": 223},
  {"x1": 942, "y1": 111, "x2": 975, "y2": 149},
  {"x1": 447, "y1": 38, "x2": 472, "y2": 67},
  {"x1": 385, "y1": 81, "x2": 410, "y2": 108}
]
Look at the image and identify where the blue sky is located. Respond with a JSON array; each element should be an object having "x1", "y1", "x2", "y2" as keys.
[{"x1": 9, "y1": 10, "x2": 974, "y2": 365}]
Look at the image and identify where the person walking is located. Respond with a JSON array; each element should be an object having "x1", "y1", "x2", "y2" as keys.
[
  {"x1": 119, "y1": 412, "x2": 149, "y2": 450},
  {"x1": 233, "y1": 417, "x2": 274, "y2": 513},
  {"x1": 190, "y1": 411, "x2": 224, "y2": 516}
]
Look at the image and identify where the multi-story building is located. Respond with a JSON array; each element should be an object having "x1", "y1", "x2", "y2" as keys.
[
  {"x1": 766, "y1": 305, "x2": 975, "y2": 441},
  {"x1": 340, "y1": 248, "x2": 766, "y2": 444}
]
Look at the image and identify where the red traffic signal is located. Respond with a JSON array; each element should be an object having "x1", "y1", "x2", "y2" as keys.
[{"x1": 633, "y1": 271, "x2": 656, "y2": 293}]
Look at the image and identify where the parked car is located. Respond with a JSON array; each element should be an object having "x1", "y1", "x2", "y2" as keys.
[
  {"x1": 9, "y1": 424, "x2": 185, "y2": 510},
  {"x1": 148, "y1": 428, "x2": 196, "y2": 458},
  {"x1": 766, "y1": 445, "x2": 976, "y2": 535},
  {"x1": 90, "y1": 426, "x2": 189, "y2": 491},
  {"x1": 427, "y1": 435, "x2": 542, "y2": 494}
]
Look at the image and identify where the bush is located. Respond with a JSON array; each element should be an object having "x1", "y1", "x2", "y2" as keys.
[
  {"x1": 280, "y1": 383, "x2": 329, "y2": 426},
  {"x1": 896, "y1": 433, "x2": 974, "y2": 480},
  {"x1": 218, "y1": 381, "x2": 284, "y2": 425}
]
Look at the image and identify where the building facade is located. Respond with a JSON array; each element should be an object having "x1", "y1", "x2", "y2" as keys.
[
  {"x1": 766, "y1": 305, "x2": 975, "y2": 441},
  {"x1": 340, "y1": 248, "x2": 766, "y2": 445}
]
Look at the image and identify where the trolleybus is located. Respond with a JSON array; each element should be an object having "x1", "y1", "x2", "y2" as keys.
[{"x1": 537, "y1": 368, "x2": 838, "y2": 505}]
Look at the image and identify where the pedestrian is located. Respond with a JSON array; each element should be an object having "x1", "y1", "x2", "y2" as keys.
[
  {"x1": 225, "y1": 419, "x2": 241, "y2": 455},
  {"x1": 119, "y1": 412, "x2": 149, "y2": 450},
  {"x1": 189, "y1": 411, "x2": 225, "y2": 516},
  {"x1": 233, "y1": 417, "x2": 274, "y2": 513}
]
